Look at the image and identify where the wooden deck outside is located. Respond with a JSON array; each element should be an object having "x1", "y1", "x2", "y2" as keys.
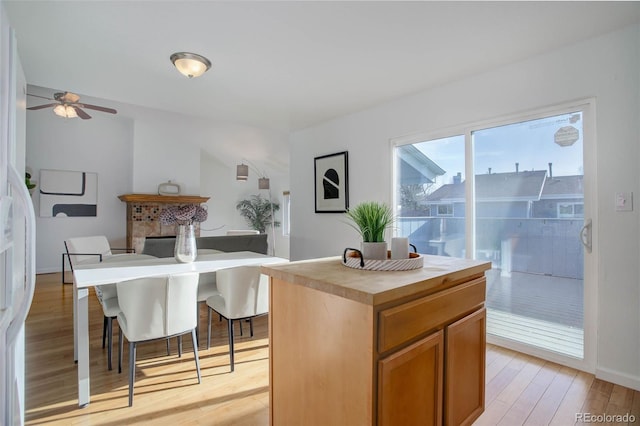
[
  {"x1": 485, "y1": 268, "x2": 584, "y2": 358},
  {"x1": 24, "y1": 272, "x2": 637, "y2": 425}
]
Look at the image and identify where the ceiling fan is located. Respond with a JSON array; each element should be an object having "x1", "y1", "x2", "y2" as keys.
[{"x1": 26, "y1": 92, "x2": 117, "y2": 119}]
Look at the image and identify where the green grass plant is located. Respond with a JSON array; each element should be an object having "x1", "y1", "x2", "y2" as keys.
[{"x1": 344, "y1": 201, "x2": 394, "y2": 242}]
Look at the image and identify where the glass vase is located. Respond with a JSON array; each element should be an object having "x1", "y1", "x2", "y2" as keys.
[{"x1": 175, "y1": 224, "x2": 197, "y2": 263}]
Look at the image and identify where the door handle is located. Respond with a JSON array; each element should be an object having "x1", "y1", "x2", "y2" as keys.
[{"x1": 580, "y1": 218, "x2": 592, "y2": 253}]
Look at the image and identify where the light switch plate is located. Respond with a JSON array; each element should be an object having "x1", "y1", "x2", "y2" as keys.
[{"x1": 615, "y1": 192, "x2": 633, "y2": 212}]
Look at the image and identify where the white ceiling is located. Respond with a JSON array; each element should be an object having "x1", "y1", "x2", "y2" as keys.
[{"x1": 4, "y1": 1, "x2": 640, "y2": 133}]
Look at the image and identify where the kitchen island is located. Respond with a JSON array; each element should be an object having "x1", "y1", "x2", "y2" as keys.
[{"x1": 262, "y1": 254, "x2": 492, "y2": 426}]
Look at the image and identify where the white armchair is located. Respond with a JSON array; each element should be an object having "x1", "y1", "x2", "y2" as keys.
[
  {"x1": 64, "y1": 235, "x2": 155, "y2": 370},
  {"x1": 205, "y1": 265, "x2": 269, "y2": 372},
  {"x1": 116, "y1": 272, "x2": 201, "y2": 407}
]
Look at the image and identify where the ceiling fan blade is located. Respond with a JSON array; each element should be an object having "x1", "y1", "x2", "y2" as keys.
[
  {"x1": 27, "y1": 93, "x2": 55, "y2": 101},
  {"x1": 78, "y1": 103, "x2": 117, "y2": 114},
  {"x1": 27, "y1": 103, "x2": 58, "y2": 111},
  {"x1": 73, "y1": 106, "x2": 92, "y2": 120}
]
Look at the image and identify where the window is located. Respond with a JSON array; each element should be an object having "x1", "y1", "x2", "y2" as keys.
[
  {"x1": 392, "y1": 134, "x2": 465, "y2": 257},
  {"x1": 558, "y1": 202, "x2": 584, "y2": 218},
  {"x1": 282, "y1": 191, "x2": 290, "y2": 236},
  {"x1": 437, "y1": 204, "x2": 453, "y2": 216}
]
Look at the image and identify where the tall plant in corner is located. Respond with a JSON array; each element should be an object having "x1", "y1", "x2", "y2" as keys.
[{"x1": 236, "y1": 194, "x2": 280, "y2": 233}]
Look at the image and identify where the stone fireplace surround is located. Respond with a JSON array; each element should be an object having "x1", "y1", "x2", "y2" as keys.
[{"x1": 118, "y1": 194, "x2": 210, "y2": 253}]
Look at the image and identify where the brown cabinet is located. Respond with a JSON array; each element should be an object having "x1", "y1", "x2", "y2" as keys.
[
  {"x1": 445, "y1": 308, "x2": 486, "y2": 426},
  {"x1": 263, "y1": 255, "x2": 491, "y2": 426},
  {"x1": 378, "y1": 331, "x2": 444, "y2": 426}
]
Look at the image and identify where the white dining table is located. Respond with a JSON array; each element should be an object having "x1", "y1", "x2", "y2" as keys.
[{"x1": 72, "y1": 251, "x2": 287, "y2": 407}]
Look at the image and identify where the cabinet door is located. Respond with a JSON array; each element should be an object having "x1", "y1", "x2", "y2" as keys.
[
  {"x1": 378, "y1": 330, "x2": 444, "y2": 426},
  {"x1": 444, "y1": 308, "x2": 486, "y2": 426}
]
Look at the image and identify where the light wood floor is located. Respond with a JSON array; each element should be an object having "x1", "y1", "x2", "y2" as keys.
[{"x1": 25, "y1": 273, "x2": 640, "y2": 425}]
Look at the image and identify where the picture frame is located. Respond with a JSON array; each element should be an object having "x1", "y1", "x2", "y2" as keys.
[
  {"x1": 314, "y1": 151, "x2": 349, "y2": 213},
  {"x1": 39, "y1": 169, "x2": 98, "y2": 217}
]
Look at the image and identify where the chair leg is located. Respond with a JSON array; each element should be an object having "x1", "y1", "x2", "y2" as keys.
[
  {"x1": 191, "y1": 329, "x2": 201, "y2": 384},
  {"x1": 118, "y1": 327, "x2": 123, "y2": 374},
  {"x1": 207, "y1": 307, "x2": 212, "y2": 350},
  {"x1": 249, "y1": 318, "x2": 254, "y2": 337},
  {"x1": 228, "y1": 319, "x2": 235, "y2": 372},
  {"x1": 128, "y1": 342, "x2": 137, "y2": 407},
  {"x1": 178, "y1": 335, "x2": 183, "y2": 358},
  {"x1": 102, "y1": 316, "x2": 108, "y2": 348},
  {"x1": 166, "y1": 339, "x2": 170, "y2": 356},
  {"x1": 107, "y1": 317, "x2": 113, "y2": 371},
  {"x1": 195, "y1": 302, "x2": 200, "y2": 344}
]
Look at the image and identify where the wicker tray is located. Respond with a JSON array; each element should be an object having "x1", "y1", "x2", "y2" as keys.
[{"x1": 342, "y1": 248, "x2": 423, "y2": 271}]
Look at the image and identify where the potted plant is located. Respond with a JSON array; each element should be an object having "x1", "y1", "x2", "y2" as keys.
[
  {"x1": 25, "y1": 172, "x2": 36, "y2": 196},
  {"x1": 236, "y1": 194, "x2": 280, "y2": 234},
  {"x1": 344, "y1": 201, "x2": 394, "y2": 260}
]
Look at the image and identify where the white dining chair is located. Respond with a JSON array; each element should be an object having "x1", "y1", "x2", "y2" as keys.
[
  {"x1": 64, "y1": 236, "x2": 155, "y2": 370},
  {"x1": 196, "y1": 272, "x2": 219, "y2": 346},
  {"x1": 116, "y1": 272, "x2": 201, "y2": 407},
  {"x1": 206, "y1": 265, "x2": 269, "y2": 372}
]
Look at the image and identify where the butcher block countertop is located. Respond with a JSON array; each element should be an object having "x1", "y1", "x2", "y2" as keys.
[{"x1": 261, "y1": 254, "x2": 491, "y2": 307}]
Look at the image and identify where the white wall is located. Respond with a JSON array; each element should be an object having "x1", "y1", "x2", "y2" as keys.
[
  {"x1": 26, "y1": 86, "x2": 291, "y2": 273},
  {"x1": 290, "y1": 25, "x2": 640, "y2": 388}
]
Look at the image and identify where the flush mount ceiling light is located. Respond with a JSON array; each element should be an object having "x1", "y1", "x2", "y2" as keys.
[{"x1": 170, "y1": 52, "x2": 212, "y2": 78}]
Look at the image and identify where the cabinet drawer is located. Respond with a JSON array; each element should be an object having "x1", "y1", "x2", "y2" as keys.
[{"x1": 378, "y1": 277, "x2": 485, "y2": 353}]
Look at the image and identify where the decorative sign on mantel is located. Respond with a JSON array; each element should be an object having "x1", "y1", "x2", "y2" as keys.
[{"x1": 118, "y1": 194, "x2": 210, "y2": 252}]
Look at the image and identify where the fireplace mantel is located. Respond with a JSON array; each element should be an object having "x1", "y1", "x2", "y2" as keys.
[
  {"x1": 119, "y1": 193, "x2": 210, "y2": 252},
  {"x1": 118, "y1": 194, "x2": 210, "y2": 204}
]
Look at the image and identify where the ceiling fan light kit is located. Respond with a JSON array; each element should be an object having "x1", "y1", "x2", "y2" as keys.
[
  {"x1": 27, "y1": 91, "x2": 117, "y2": 120},
  {"x1": 53, "y1": 104, "x2": 77, "y2": 118},
  {"x1": 170, "y1": 52, "x2": 211, "y2": 78}
]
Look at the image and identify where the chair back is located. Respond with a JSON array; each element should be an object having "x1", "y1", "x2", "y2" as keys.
[
  {"x1": 64, "y1": 236, "x2": 112, "y2": 266},
  {"x1": 215, "y1": 265, "x2": 269, "y2": 319},
  {"x1": 117, "y1": 272, "x2": 199, "y2": 342}
]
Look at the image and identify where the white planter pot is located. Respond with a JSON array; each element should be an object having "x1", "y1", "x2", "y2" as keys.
[{"x1": 361, "y1": 241, "x2": 388, "y2": 260}]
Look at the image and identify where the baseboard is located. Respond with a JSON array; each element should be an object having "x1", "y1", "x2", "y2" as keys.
[
  {"x1": 36, "y1": 267, "x2": 61, "y2": 275},
  {"x1": 596, "y1": 366, "x2": 640, "y2": 391}
]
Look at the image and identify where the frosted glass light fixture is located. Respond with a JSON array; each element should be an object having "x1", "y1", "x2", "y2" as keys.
[
  {"x1": 53, "y1": 104, "x2": 78, "y2": 118},
  {"x1": 170, "y1": 52, "x2": 212, "y2": 78}
]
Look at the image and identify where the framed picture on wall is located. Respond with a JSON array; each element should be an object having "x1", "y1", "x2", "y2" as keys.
[
  {"x1": 39, "y1": 169, "x2": 98, "y2": 217},
  {"x1": 314, "y1": 151, "x2": 349, "y2": 213}
]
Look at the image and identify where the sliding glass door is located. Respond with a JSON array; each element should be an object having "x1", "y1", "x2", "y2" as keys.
[
  {"x1": 393, "y1": 101, "x2": 595, "y2": 370},
  {"x1": 472, "y1": 112, "x2": 585, "y2": 360}
]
